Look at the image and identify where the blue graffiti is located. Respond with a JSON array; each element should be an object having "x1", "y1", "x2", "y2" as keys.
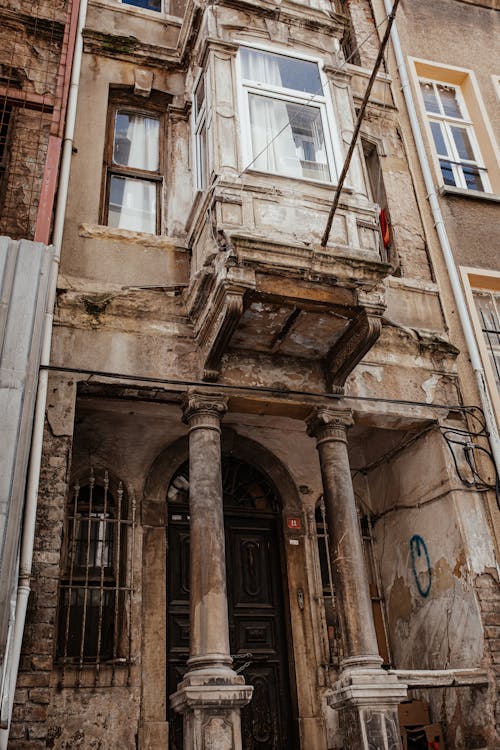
[{"x1": 410, "y1": 534, "x2": 432, "y2": 598}]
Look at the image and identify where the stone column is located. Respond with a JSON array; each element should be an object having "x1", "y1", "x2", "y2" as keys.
[
  {"x1": 307, "y1": 407, "x2": 406, "y2": 750},
  {"x1": 170, "y1": 391, "x2": 252, "y2": 750}
]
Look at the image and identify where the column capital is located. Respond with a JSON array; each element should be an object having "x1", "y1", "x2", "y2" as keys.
[
  {"x1": 306, "y1": 407, "x2": 354, "y2": 443},
  {"x1": 182, "y1": 390, "x2": 228, "y2": 426}
]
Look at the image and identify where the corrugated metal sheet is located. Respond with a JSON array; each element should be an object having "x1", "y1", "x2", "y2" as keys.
[{"x1": 0, "y1": 237, "x2": 54, "y2": 659}]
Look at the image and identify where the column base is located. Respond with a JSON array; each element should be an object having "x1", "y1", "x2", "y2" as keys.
[
  {"x1": 329, "y1": 666, "x2": 407, "y2": 750},
  {"x1": 170, "y1": 671, "x2": 253, "y2": 750}
]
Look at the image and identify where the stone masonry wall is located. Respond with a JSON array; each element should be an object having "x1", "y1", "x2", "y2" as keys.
[{"x1": 8, "y1": 423, "x2": 72, "y2": 749}]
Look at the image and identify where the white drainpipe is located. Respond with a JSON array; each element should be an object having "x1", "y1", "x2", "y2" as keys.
[
  {"x1": 0, "y1": 0, "x2": 88, "y2": 743},
  {"x1": 383, "y1": 0, "x2": 500, "y2": 477}
]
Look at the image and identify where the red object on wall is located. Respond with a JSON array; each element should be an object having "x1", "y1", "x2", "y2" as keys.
[{"x1": 379, "y1": 208, "x2": 391, "y2": 249}]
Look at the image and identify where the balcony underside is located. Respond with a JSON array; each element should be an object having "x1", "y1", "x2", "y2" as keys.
[{"x1": 188, "y1": 237, "x2": 389, "y2": 391}]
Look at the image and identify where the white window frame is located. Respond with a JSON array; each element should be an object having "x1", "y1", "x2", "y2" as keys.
[
  {"x1": 236, "y1": 43, "x2": 342, "y2": 185},
  {"x1": 193, "y1": 70, "x2": 209, "y2": 191},
  {"x1": 418, "y1": 76, "x2": 491, "y2": 193},
  {"x1": 461, "y1": 267, "x2": 500, "y2": 425}
]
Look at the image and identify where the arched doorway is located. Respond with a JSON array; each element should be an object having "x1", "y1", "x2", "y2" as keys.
[{"x1": 166, "y1": 456, "x2": 297, "y2": 750}]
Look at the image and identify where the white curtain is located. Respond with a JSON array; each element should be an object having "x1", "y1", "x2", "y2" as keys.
[
  {"x1": 114, "y1": 115, "x2": 159, "y2": 233},
  {"x1": 244, "y1": 51, "x2": 329, "y2": 181},
  {"x1": 244, "y1": 52, "x2": 303, "y2": 178}
]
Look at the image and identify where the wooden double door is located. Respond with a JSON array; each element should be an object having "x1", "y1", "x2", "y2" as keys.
[{"x1": 167, "y1": 459, "x2": 296, "y2": 750}]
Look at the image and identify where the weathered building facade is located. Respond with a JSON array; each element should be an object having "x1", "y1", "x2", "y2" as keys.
[
  {"x1": 3, "y1": 0, "x2": 500, "y2": 749},
  {"x1": 0, "y1": 0, "x2": 77, "y2": 739}
]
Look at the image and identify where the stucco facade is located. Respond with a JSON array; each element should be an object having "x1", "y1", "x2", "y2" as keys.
[{"x1": 3, "y1": 0, "x2": 500, "y2": 749}]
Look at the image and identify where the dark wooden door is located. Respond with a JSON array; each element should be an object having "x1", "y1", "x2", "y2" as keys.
[
  {"x1": 225, "y1": 512, "x2": 294, "y2": 750},
  {"x1": 167, "y1": 459, "x2": 295, "y2": 750}
]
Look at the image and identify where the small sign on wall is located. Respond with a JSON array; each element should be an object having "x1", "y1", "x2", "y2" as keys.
[{"x1": 287, "y1": 516, "x2": 301, "y2": 530}]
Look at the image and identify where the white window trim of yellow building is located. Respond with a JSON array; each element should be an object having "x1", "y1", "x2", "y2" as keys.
[
  {"x1": 492, "y1": 75, "x2": 500, "y2": 102},
  {"x1": 409, "y1": 58, "x2": 500, "y2": 196},
  {"x1": 461, "y1": 266, "x2": 500, "y2": 426},
  {"x1": 235, "y1": 42, "x2": 343, "y2": 187}
]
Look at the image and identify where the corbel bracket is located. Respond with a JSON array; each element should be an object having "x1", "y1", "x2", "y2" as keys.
[
  {"x1": 199, "y1": 282, "x2": 247, "y2": 382},
  {"x1": 324, "y1": 308, "x2": 383, "y2": 393}
]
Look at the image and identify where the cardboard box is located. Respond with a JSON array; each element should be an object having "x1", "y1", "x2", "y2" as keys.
[
  {"x1": 424, "y1": 723, "x2": 445, "y2": 749},
  {"x1": 398, "y1": 700, "x2": 431, "y2": 727},
  {"x1": 401, "y1": 723, "x2": 445, "y2": 750}
]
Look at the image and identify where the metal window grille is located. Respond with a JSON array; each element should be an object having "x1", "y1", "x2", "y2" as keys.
[
  {"x1": 315, "y1": 499, "x2": 342, "y2": 667},
  {"x1": 0, "y1": 1, "x2": 67, "y2": 239},
  {"x1": 473, "y1": 290, "x2": 500, "y2": 395},
  {"x1": 314, "y1": 500, "x2": 392, "y2": 668},
  {"x1": 57, "y1": 469, "x2": 135, "y2": 687}
]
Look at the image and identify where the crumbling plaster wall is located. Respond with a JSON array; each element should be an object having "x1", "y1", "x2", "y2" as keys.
[{"x1": 361, "y1": 427, "x2": 498, "y2": 748}]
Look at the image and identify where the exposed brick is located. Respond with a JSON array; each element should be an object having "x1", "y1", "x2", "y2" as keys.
[
  {"x1": 28, "y1": 688, "x2": 51, "y2": 705},
  {"x1": 26, "y1": 723, "x2": 48, "y2": 740},
  {"x1": 13, "y1": 689, "x2": 28, "y2": 705},
  {"x1": 12, "y1": 704, "x2": 47, "y2": 723},
  {"x1": 30, "y1": 655, "x2": 53, "y2": 671},
  {"x1": 482, "y1": 613, "x2": 500, "y2": 626},
  {"x1": 8, "y1": 722, "x2": 27, "y2": 740},
  {"x1": 15, "y1": 673, "x2": 50, "y2": 688}
]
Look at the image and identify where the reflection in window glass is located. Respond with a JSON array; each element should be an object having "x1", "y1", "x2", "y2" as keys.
[
  {"x1": 420, "y1": 82, "x2": 440, "y2": 114},
  {"x1": 438, "y1": 85, "x2": 462, "y2": 118},
  {"x1": 240, "y1": 48, "x2": 334, "y2": 183},
  {"x1": 109, "y1": 175, "x2": 157, "y2": 233},
  {"x1": 474, "y1": 290, "x2": 500, "y2": 393},
  {"x1": 122, "y1": 0, "x2": 161, "y2": 11},
  {"x1": 113, "y1": 113, "x2": 159, "y2": 170},
  {"x1": 241, "y1": 47, "x2": 322, "y2": 94},
  {"x1": 248, "y1": 95, "x2": 329, "y2": 180}
]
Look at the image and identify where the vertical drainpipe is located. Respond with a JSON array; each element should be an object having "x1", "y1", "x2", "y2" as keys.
[
  {"x1": 382, "y1": 0, "x2": 500, "y2": 478},
  {"x1": 0, "y1": 0, "x2": 88, "y2": 743}
]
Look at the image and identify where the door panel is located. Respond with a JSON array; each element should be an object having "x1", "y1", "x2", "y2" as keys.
[
  {"x1": 167, "y1": 495, "x2": 296, "y2": 749},
  {"x1": 226, "y1": 515, "x2": 292, "y2": 750}
]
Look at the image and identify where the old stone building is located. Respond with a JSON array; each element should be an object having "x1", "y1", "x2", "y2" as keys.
[{"x1": 1, "y1": 0, "x2": 500, "y2": 748}]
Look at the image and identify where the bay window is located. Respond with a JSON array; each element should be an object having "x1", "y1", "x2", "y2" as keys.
[
  {"x1": 103, "y1": 106, "x2": 162, "y2": 234},
  {"x1": 238, "y1": 47, "x2": 337, "y2": 182}
]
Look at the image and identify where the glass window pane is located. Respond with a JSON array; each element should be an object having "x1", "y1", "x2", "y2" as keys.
[
  {"x1": 474, "y1": 292, "x2": 500, "y2": 391},
  {"x1": 122, "y1": 0, "x2": 161, "y2": 10},
  {"x1": 438, "y1": 85, "x2": 462, "y2": 118},
  {"x1": 109, "y1": 175, "x2": 157, "y2": 233},
  {"x1": 113, "y1": 112, "x2": 159, "y2": 171},
  {"x1": 241, "y1": 48, "x2": 322, "y2": 94},
  {"x1": 194, "y1": 76, "x2": 205, "y2": 118},
  {"x1": 420, "y1": 82, "x2": 440, "y2": 114},
  {"x1": 248, "y1": 94, "x2": 329, "y2": 181},
  {"x1": 197, "y1": 122, "x2": 208, "y2": 189},
  {"x1": 451, "y1": 126, "x2": 476, "y2": 161},
  {"x1": 430, "y1": 121, "x2": 448, "y2": 156},
  {"x1": 439, "y1": 160, "x2": 456, "y2": 186},
  {"x1": 462, "y1": 165, "x2": 484, "y2": 192}
]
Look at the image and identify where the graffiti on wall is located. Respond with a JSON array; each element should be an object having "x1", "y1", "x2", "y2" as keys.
[{"x1": 409, "y1": 534, "x2": 432, "y2": 597}]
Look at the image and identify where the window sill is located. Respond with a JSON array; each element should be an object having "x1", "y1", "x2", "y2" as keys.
[
  {"x1": 78, "y1": 223, "x2": 188, "y2": 250},
  {"x1": 439, "y1": 186, "x2": 500, "y2": 204},
  {"x1": 243, "y1": 167, "x2": 355, "y2": 195}
]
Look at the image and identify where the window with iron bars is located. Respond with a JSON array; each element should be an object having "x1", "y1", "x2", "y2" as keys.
[
  {"x1": 57, "y1": 469, "x2": 134, "y2": 685},
  {"x1": 315, "y1": 500, "x2": 391, "y2": 667},
  {"x1": 473, "y1": 289, "x2": 500, "y2": 397}
]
